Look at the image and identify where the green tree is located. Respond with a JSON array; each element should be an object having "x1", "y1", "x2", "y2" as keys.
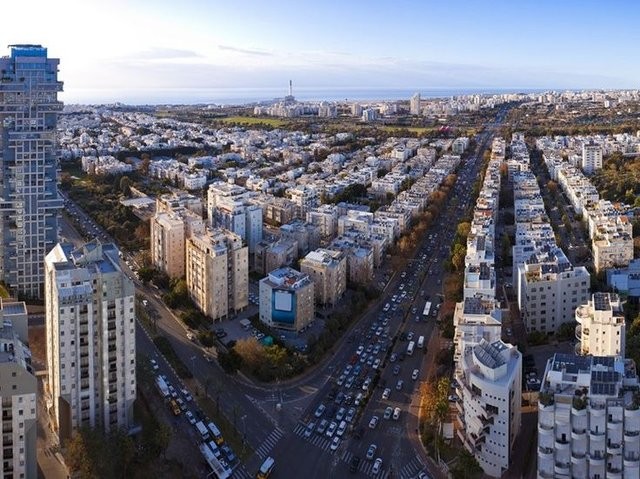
[{"x1": 450, "y1": 450, "x2": 483, "y2": 479}]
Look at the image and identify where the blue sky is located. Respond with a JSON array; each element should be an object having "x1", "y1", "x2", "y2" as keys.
[{"x1": 3, "y1": 0, "x2": 638, "y2": 102}]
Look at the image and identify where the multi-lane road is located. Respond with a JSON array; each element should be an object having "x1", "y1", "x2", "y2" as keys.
[{"x1": 56, "y1": 106, "x2": 508, "y2": 479}]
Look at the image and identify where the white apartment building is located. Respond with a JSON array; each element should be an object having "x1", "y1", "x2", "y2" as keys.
[
  {"x1": 45, "y1": 241, "x2": 136, "y2": 442},
  {"x1": 576, "y1": 293, "x2": 626, "y2": 358},
  {"x1": 455, "y1": 338, "x2": 522, "y2": 478},
  {"x1": 259, "y1": 267, "x2": 315, "y2": 332},
  {"x1": 186, "y1": 229, "x2": 248, "y2": 321},
  {"x1": 537, "y1": 354, "x2": 640, "y2": 479},
  {"x1": 582, "y1": 142, "x2": 603, "y2": 174},
  {"x1": 0, "y1": 323, "x2": 37, "y2": 479},
  {"x1": 207, "y1": 183, "x2": 263, "y2": 253},
  {"x1": 517, "y1": 259, "x2": 590, "y2": 334},
  {"x1": 300, "y1": 248, "x2": 347, "y2": 306}
]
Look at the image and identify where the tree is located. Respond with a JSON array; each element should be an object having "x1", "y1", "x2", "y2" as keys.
[
  {"x1": 450, "y1": 450, "x2": 483, "y2": 479},
  {"x1": 234, "y1": 337, "x2": 266, "y2": 371}
]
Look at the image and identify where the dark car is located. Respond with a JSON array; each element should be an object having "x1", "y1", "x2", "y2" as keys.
[{"x1": 350, "y1": 456, "x2": 361, "y2": 473}]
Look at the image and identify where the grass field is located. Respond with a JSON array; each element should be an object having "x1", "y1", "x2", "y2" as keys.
[
  {"x1": 380, "y1": 125, "x2": 438, "y2": 135},
  {"x1": 217, "y1": 116, "x2": 289, "y2": 127}
]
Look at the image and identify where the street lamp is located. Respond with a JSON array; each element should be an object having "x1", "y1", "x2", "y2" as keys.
[{"x1": 241, "y1": 415, "x2": 247, "y2": 454}]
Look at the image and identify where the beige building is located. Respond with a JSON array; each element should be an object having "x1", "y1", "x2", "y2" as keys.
[
  {"x1": 300, "y1": 248, "x2": 347, "y2": 306},
  {"x1": 0, "y1": 322, "x2": 37, "y2": 479},
  {"x1": 150, "y1": 203, "x2": 205, "y2": 279},
  {"x1": 254, "y1": 239, "x2": 298, "y2": 276},
  {"x1": 259, "y1": 267, "x2": 314, "y2": 332},
  {"x1": 575, "y1": 292, "x2": 625, "y2": 357},
  {"x1": 45, "y1": 241, "x2": 136, "y2": 442},
  {"x1": 186, "y1": 229, "x2": 248, "y2": 321}
]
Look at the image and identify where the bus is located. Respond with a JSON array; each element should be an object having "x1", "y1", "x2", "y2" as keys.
[
  {"x1": 417, "y1": 335, "x2": 425, "y2": 349},
  {"x1": 257, "y1": 457, "x2": 275, "y2": 479},
  {"x1": 422, "y1": 301, "x2": 432, "y2": 318},
  {"x1": 407, "y1": 341, "x2": 415, "y2": 356},
  {"x1": 199, "y1": 443, "x2": 231, "y2": 479}
]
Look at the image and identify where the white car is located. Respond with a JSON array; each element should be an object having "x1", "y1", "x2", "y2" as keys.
[
  {"x1": 412, "y1": 369, "x2": 419, "y2": 380},
  {"x1": 382, "y1": 388, "x2": 391, "y2": 400},
  {"x1": 330, "y1": 436, "x2": 340, "y2": 451},
  {"x1": 314, "y1": 404, "x2": 326, "y2": 418},
  {"x1": 383, "y1": 406, "x2": 393, "y2": 419},
  {"x1": 185, "y1": 410, "x2": 196, "y2": 425},
  {"x1": 372, "y1": 457, "x2": 383, "y2": 474},
  {"x1": 326, "y1": 421, "x2": 338, "y2": 438},
  {"x1": 368, "y1": 416, "x2": 379, "y2": 429},
  {"x1": 393, "y1": 407, "x2": 401, "y2": 420}
]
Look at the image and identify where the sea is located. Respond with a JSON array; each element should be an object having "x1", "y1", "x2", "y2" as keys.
[{"x1": 63, "y1": 87, "x2": 549, "y2": 107}]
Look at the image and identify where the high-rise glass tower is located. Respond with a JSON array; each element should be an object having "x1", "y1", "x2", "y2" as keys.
[{"x1": 0, "y1": 45, "x2": 63, "y2": 298}]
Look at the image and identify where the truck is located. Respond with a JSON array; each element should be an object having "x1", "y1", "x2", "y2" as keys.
[
  {"x1": 195, "y1": 421, "x2": 210, "y2": 441},
  {"x1": 169, "y1": 399, "x2": 181, "y2": 416},
  {"x1": 155, "y1": 375, "x2": 170, "y2": 398}
]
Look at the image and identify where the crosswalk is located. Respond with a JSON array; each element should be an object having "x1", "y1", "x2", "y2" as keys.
[
  {"x1": 230, "y1": 465, "x2": 251, "y2": 479},
  {"x1": 255, "y1": 427, "x2": 285, "y2": 459},
  {"x1": 399, "y1": 456, "x2": 426, "y2": 479},
  {"x1": 292, "y1": 422, "x2": 392, "y2": 478}
]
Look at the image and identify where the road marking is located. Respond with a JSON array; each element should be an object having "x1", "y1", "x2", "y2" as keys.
[
  {"x1": 400, "y1": 456, "x2": 425, "y2": 479},
  {"x1": 230, "y1": 465, "x2": 251, "y2": 479},
  {"x1": 254, "y1": 428, "x2": 285, "y2": 459}
]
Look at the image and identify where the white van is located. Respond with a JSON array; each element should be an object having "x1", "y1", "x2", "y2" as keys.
[{"x1": 417, "y1": 335, "x2": 425, "y2": 349}]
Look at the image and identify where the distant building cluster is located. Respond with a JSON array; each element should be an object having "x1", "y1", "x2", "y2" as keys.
[
  {"x1": 538, "y1": 137, "x2": 634, "y2": 273},
  {"x1": 81, "y1": 154, "x2": 134, "y2": 175}
]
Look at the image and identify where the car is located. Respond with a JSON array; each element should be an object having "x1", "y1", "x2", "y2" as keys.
[
  {"x1": 396, "y1": 380, "x2": 404, "y2": 391},
  {"x1": 412, "y1": 369, "x2": 419, "y2": 380},
  {"x1": 366, "y1": 444, "x2": 377, "y2": 460},
  {"x1": 344, "y1": 364, "x2": 353, "y2": 374},
  {"x1": 418, "y1": 472, "x2": 431, "y2": 479},
  {"x1": 354, "y1": 392, "x2": 364, "y2": 406},
  {"x1": 384, "y1": 406, "x2": 393, "y2": 419},
  {"x1": 326, "y1": 421, "x2": 338, "y2": 438},
  {"x1": 181, "y1": 388, "x2": 193, "y2": 402},
  {"x1": 372, "y1": 458, "x2": 383, "y2": 474},
  {"x1": 335, "y1": 392, "x2": 345, "y2": 405},
  {"x1": 168, "y1": 385, "x2": 178, "y2": 399},
  {"x1": 345, "y1": 407, "x2": 356, "y2": 423},
  {"x1": 149, "y1": 359, "x2": 159, "y2": 371},
  {"x1": 337, "y1": 374, "x2": 346, "y2": 386},
  {"x1": 336, "y1": 420, "x2": 347, "y2": 437},
  {"x1": 372, "y1": 359, "x2": 381, "y2": 370},
  {"x1": 314, "y1": 404, "x2": 326, "y2": 418},
  {"x1": 382, "y1": 388, "x2": 391, "y2": 400},
  {"x1": 350, "y1": 456, "x2": 361, "y2": 473},
  {"x1": 345, "y1": 376, "x2": 355, "y2": 389},
  {"x1": 356, "y1": 345, "x2": 365, "y2": 355},
  {"x1": 407, "y1": 331, "x2": 414, "y2": 341},
  {"x1": 362, "y1": 377, "x2": 372, "y2": 391},
  {"x1": 317, "y1": 419, "x2": 329, "y2": 434},
  {"x1": 393, "y1": 407, "x2": 401, "y2": 420},
  {"x1": 393, "y1": 365, "x2": 401, "y2": 376},
  {"x1": 368, "y1": 416, "x2": 379, "y2": 429},
  {"x1": 185, "y1": 410, "x2": 196, "y2": 425},
  {"x1": 336, "y1": 407, "x2": 346, "y2": 421},
  {"x1": 330, "y1": 436, "x2": 340, "y2": 451},
  {"x1": 176, "y1": 398, "x2": 186, "y2": 411},
  {"x1": 304, "y1": 422, "x2": 315, "y2": 438}
]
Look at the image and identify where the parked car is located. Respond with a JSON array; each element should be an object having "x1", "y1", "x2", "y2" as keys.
[
  {"x1": 366, "y1": 444, "x2": 377, "y2": 460},
  {"x1": 368, "y1": 416, "x2": 379, "y2": 429},
  {"x1": 372, "y1": 458, "x2": 383, "y2": 474}
]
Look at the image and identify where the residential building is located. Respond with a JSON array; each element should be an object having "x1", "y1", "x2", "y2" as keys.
[
  {"x1": 455, "y1": 339, "x2": 522, "y2": 478},
  {"x1": 45, "y1": 241, "x2": 136, "y2": 442},
  {"x1": 576, "y1": 293, "x2": 626, "y2": 358},
  {"x1": 254, "y1": 239, "x2": 298, "y2": 276},
  {"x1": 410, "y1": 92, "x2": 421, "y2": 115},
  {"x1": 0, "y1": 322, "x2": 37, "y2": 479},
  {"x1": 582, "y1": 142, "x2": 603, "y2": 174},
  {"x1": 537, "y1": 354, "x2": 640, "y2": 479},
  {"x1": 0, "y1": 299, "x2": 28, "y2": 344},
  {"x1": 607, "y1": 259, "x2": 640, "y2": 298},
  {"x1": 259, "y1": 267, "x2": 314, "y2": 332},
  {"x1": 300, "y1": 248, "x2": 347, "y2": 306},
  {"x1": 186, "y1": 229, "x2": 248, "y2": 321},
  {"x1": 0, "y1": 45, "x2": 64, "y2": 298}
]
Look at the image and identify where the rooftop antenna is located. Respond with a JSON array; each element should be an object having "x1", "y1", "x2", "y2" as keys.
[{"x1": 289, "y1": 80, "x2": 293, "y2": 97}]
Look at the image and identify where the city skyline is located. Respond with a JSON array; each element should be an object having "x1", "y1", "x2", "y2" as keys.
[{"x1": 3, "y1": 0, "x2": 640, "y2": 103}]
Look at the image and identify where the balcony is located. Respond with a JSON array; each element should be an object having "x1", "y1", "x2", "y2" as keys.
[
  {"x1": 575, "y1": 325, "x2": 582, "y2": 340},
  {"x1": 607, "y1": 443, "x2": 622, "y2": 455},
  {"x1": 625, "y1": 430, "x2": 640, "y2": 440},
  {"x1": 539, "y1": 446, "x2": 553, "y2": 460},
  {"x1": 589, "y1": 453, "x2": 605, "y2": 466},
  {"x1": 538, "y1": 471, "x2": 554, "y2": 479},
  {"x1": 554, "y1": 462, "x2": 570, "y2": 476},
  {"x1": 538, "y1": 423, "x2": 553, "y2": 436},
  {"x1": 555, "y1": 438, "x2": 570, "y2": 451},
  {"x1": 575, "y1": 305, "x2": 590, "y2": 323},
  {"x1": 571, "y1": 428, "x2": 586, "y2": 440},
  {"x1": 624, "y1": 455, "x2": 640, "y2": 469},
  {"x1": 571, "y1": 451, "x2": 586, "y2": 465}
]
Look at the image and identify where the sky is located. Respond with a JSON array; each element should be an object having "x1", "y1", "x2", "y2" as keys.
[{"x1": 3, "y1": 0, "x2": 639, "y2": 103}]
